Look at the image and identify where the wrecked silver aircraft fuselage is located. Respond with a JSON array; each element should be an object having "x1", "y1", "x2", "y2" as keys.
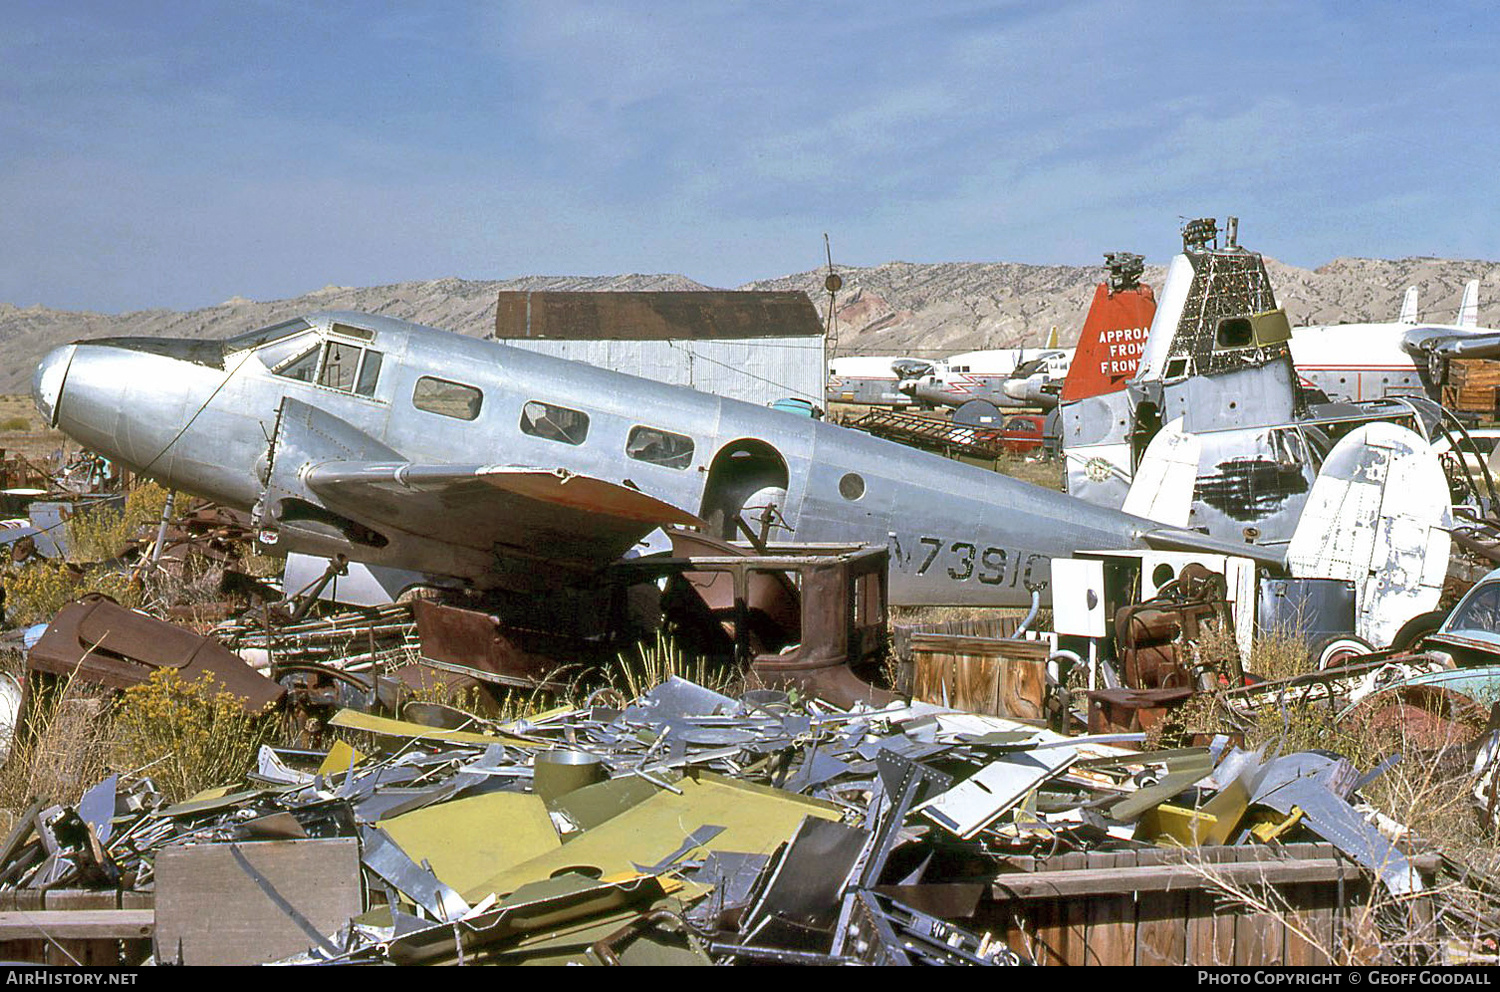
[
  {"x1": 33, "y1": 311, "x2": 1276, "y2": 608},
  {"x1": 1062, "y1": 221, "x2": 1450, "y2": 552}
]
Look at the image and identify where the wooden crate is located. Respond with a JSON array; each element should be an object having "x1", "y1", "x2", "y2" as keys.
[
  {"x1": 0, "y1": 889, "x2": 154, "y2": 965},
  {"x1": 1448, "y1": 359, "x2": 1500, "y2": 389},
  {"x1": 971, "y1": 843, "x2": 1437, "y2": 966},
  {"x1": 1442, "y1": 384, "x2": 1499, "y2": 415},
  {"x1": 908, "y1": 632, "x2": 1049, "y2": 720}
]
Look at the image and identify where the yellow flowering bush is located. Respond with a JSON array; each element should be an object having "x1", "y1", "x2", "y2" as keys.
[
  {"x1": 65, "y1": 481, "x2": 171, "y2": 563},
  {"x1": 4, "y1": 562, "x2": 139, "y2": 626},
  {"x1": 113, "y1": 669, "x2": 273, "y2": 802}
]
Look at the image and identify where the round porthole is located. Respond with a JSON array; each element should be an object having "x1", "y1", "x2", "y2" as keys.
[{"x1": 839, "y1": 472, "x2": 865, "y2": 500}]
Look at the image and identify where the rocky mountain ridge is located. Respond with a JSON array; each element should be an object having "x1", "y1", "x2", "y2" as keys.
[{"x1": 1, "y1": 257, "x2": 1497, "y2": 393}]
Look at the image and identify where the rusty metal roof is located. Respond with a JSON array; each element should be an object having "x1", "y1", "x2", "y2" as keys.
[{"x1": 493, "y1": 290, "x2": 823, "y2": 341}]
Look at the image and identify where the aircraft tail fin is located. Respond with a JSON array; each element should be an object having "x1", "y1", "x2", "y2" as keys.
[
  {"x1": 1399, "y1": 286, "x2": 1418, "y2": 323},
  {"x1": 1058, "y1": 280, "x2": 1158, "y2": 404},
  {"x1": 1285, "y1": 423, "x2": 1450, "y2": 647},
  {"x1": 1045, "y1": 325, "x2": 1059, "y2": 349},
  {"x1": 1458, "y1": 279, "x2": 1480, "y2": 328}
]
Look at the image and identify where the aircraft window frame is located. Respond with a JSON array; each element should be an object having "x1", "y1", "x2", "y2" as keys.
[
  {"x1": 274, "y1": 343, "x2": 322, "y2": 383},
  {"x1": 330, "y1": 322, "x2": 376, "y2": 342},
  {"x1": 626, "y1": 425, "x2": 694, "y2": 469},
  {"x1": 224, "y1": 318, "x2": 312, "y2": 353},
  {"x1": 520, "y1": 400, "x2": 589, "y2": 446},
  {"x1": 413, "y1": 376, "x2": 484, "y2": 421},
  {"x1": 355, "y1": 349, "x2": 383, "y2": 397},
  {"x1": 255, "y1": 330, "x2": 320, "y2": 374},
  {"x1": 319, "y1": 340, "x2": 362, "y2": 392}
]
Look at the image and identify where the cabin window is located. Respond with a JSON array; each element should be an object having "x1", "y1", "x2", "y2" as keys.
[
  {"x1": 839, "y1": 472, "x2": 865, "y2": 500},
  {"x1": 319, "y1": 340, "x2": 361, "y2": 391},
  {"x1": 520, "y1": 401, "x2": 589, "y2": 445},
  {"x1": 275, "y1": 345, "x2": 321, "y2": 383},
  {"x1": 414, "y1": 376, "x2": 484, "y2": 421},
  {"x1": 355, "y1": 350, "x2": 383, "y2": 396},
  {"x1": 627, "y1": 426, "x2": 694, "y2": 469}
]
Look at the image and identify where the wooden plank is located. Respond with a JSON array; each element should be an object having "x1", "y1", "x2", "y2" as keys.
[
  {"x1": 1281, "y1": 843, "x2": 1334, "y2": 967},
  {"x1": 1136, "y1": 886, "x2": 1188, "y2": 966},
  {"x1": 988, "y1": 857, "x2": 1363, "y2": 899},
  {"x1": 1184, "y1": 889, "x2": 1237, "y2": 967},
  {"x1": 1083, "y1": 851, "x2": 1137, "y2": 966},
  {"x1": 43, "y1": 891, "x2": 118, "y2": 966},
  {"x1": 1282, "y1": 883, "x2": 1331, "y2": 966},
  {"x1": 1055, "y1": 853, "x2": 1090, "y2": 967},
  {"x1": 0, "y1": 910, "x2": 153, "y2": 940},
  {"x1": 1026, "y1": 899, "x2": 1068, "y2": 967},
  {"x1": 1231, "y1": 849, "x2": 1282, "y2": 967}
]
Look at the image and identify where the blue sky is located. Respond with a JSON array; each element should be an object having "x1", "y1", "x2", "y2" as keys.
[{"x1": 2, "y1": 1, "x2": 1495, "y2": 313}]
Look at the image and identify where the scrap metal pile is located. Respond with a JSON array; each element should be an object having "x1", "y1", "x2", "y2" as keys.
[{"x1": 0, "y1": 669, "x2": 1472, "y2": 966}]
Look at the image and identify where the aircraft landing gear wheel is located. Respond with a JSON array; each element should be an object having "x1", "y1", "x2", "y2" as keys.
[{"x1": 1312, "y1": 634, "x2": 1375, "y2": 671}]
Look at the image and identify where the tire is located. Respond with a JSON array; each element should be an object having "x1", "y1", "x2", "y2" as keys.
[
  {"x1": 1311, "y1": 634, "x2": 1375, "y2": 671},
  {"x1": 1386, "y1": 610, "x2": 1448, "y2": 654}
]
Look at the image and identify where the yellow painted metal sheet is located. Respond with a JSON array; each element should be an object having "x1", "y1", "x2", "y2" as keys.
[
  {"x1": 380, "y1": 792, "x2": 562, "y2": 893},
  {"x1": 318, "y1": 739, "x2": 367, "y2": 777},
  {"x1": 462, "y1": 774, "x2": 841, "y2": 903},
  {"x1": 328, "y1": 707, "x2": 531, "y2": 746}
]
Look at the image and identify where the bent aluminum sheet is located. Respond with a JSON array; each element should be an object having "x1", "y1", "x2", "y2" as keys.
[{"x1": 915, "y1": 747, "x2": 1077, "y2": 839}]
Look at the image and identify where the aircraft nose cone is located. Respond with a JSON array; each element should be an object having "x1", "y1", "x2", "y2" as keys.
[{"x1": 32, "y1": 344, "x2": 75, "y2": 428}]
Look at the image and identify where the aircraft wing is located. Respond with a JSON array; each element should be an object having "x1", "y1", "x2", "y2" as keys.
[
  {"x1": 1401, "y1": 327, "x2": 1500, "y2": 361},
  {"x1": 304, "y1": 462, "x2": 703, "y2": 571}
]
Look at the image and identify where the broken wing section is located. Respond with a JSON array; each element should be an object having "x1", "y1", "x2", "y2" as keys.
[{"x1": 255, "y1": 397, "x2": 404, "y2": 552}]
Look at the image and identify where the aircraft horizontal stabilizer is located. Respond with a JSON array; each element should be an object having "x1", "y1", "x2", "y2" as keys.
[{"x1": 1138, "y1": 527, "x2": 1287, "y2": 570}]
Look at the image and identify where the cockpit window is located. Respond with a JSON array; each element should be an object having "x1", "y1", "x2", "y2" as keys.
[
  {"x1": 355, "y1": 350, "x2": 383, "y2": 396},
  {"x1": 414, "y1": 377, "x2": 483, "y2": 420},
  {"x1": 520, "y1": 401, "x2": 588, "y2": 445},
  {"x1": 258, "y1": 330, "x2": 318, "y2": 372},
  {"x1": 224, "y1": 318, "x2": 312, "y2": 353},
  {"x1": 319, "y1": 340, "x2": 361, "y2": 391},
  {"x1": 627, "y1": 426, "x2": 693, "y2": 468},
  {"x1": 275, "y1": 345, "x2": 321, "y2": 382}
]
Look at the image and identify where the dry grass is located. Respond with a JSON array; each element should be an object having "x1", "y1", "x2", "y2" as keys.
[
  {"x1": 0, "y1": 675, "x2": 117, "y2": 837},
  {"x1": 992, "y1": 453, "x2": 1064, "y2": 490},
  {"x1": 1175, "y1": 678, "x2": 1500, "y2": 964},
  {"x1": 608, "y1": 630, "x2": 739, "y2": 699},
  {"x1": 0, "y1": 667, "x2": 279, "y2": 834}
]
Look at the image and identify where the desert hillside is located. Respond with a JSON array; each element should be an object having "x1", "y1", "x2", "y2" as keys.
[{"x1": 1, "y1": 257, "x2": 1496, "y2": 393}]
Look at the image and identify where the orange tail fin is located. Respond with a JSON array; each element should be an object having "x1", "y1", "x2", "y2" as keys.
[{"x1": 1058, "y1": 281, "x2": 1157, "y2": 403}]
